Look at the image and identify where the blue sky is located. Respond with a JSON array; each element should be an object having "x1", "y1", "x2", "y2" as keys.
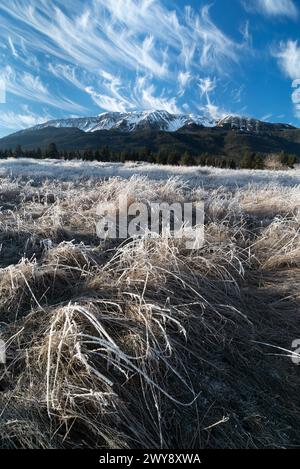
[{"x1": 0, "y1": 0, "x2": 300, "y2": 137}]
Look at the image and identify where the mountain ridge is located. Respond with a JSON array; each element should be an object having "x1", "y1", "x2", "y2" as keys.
[
  {"x1": 1, "y1": 110, "x2": 300, "y2": 159},
  {"x1": 12, "y1": 110, "x2": 297, "y2": 137},
  {"x1": 25, "y1": 110, "x2": 215, "y2": 134}
]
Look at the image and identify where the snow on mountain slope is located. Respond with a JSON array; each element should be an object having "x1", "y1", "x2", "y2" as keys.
[
  {"x1": 217, "y1": 115, "x2": 296, "y2": 132},
  {"x1": 22, "y1": 111, "x2": 297, "y2": 136},
  {"x1": 30, "y1": 110, "x2": 216, "y2": 133}
]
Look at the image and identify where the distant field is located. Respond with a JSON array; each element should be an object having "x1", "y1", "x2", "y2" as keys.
[
  {"x1": 0, "y1": 157, "x2": 299, "y2": 185},
  {"x1": 0, "y1": 159, "x2": 299, "y2": 448},
  {"x1": 0, "y1": 157, "x2": 300, "y2": 187}
]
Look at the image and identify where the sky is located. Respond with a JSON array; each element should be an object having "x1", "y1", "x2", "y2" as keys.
[{"x1": 0, "y1": 0, "x2": 300, "y2": 137}]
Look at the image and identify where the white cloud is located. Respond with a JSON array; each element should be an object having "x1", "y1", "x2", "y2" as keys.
[
  {"x1": 185, "y1": 5, "x2": 248, "y2": 72},
  {"x1": 243, "y1": 0, "x2": 298, "y2": 19},
  {"x1": 292, "y1": 79, "x2": 300, "y2": 118},
  {"x1": 0, "y1": 1, "x2": 172, "y2": 78},
  {"x1": 199, "y1": 77, "x2": 216, "y2": 97},
  {"x1": 231, "y1": 85, "x2": 245, "y2": 104},
  {"x1": 8, "y1": 36, "x2": 18, "y2": 57},
  {"x1": 0, "y1": 0, "x2": 252, "y2": 131},
  {"x1": 274, "y1": 40, "x2": 300, "y2": 79},
  {"x1": 1, "y1": 65, "x2": 87, "y2": 113},
  {"x1": 77, "y1": 8, "x2": 90, "y2": 30},
  {"x1": 274, "y1": 41, "x2": 300, "y2": 119},
  {"x1": 85, "y1": 86, "x2": 128, "y2": 113},
  {"x1": 0, "y1": 1, "x2": 249, "y2": 90},
  {"x1": 48, "y1": 63, "x2": 85, "y2": 90},
  {"x1": 99, "y1": 71, "x2": 136, "y2": 110},
  {"x1": 197, "y1": 77, "x2": 228, "y2": 121},
  {"x1": 261, "y1": 113, "x2": 273, "y2": 121},
  {"x1": 140, "y1": 83, "x2": 180, "y2": 113},
  {"x1": 133, "y1": 74, "x2": 181, "y2": 113},
  {"x1": 0, "y1": 109, "x2": 52, "y2": 132},
  {"x1": 203, "y1": 102, "x2": 228, "y2": 121},
  {"x1": 0, "y1": 78, "x2": 6, "y2": 103},
  {"x1": 178, "y1": 71, "x2": 192, "y2": 95}
]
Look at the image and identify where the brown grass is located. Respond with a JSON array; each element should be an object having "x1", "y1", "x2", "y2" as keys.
[{"x1": 0, "y1": 175, "x2": 300, "y2": 449}]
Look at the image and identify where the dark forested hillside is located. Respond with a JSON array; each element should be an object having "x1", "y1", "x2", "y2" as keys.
[{"x1": 1, "y1": 124, "x2": 300, "y2": 160}]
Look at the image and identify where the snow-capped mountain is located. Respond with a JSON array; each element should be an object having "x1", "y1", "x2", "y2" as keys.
[
  {"x1": 217, "y1": 115, "x2": 296, "y2": 132},
  {"x1": 30, "y1": 110, "x2": 216, "y2": 134},
  {"x1": 15, "y1": 111, "x2": 297, "y2": 138},
  {"x1": 1, "y1": 110, "x2": 299, "y2": 156}
]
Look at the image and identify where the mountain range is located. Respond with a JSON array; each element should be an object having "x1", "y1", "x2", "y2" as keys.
[
  {"x1": 1, "y1": 110, "x2": 300, "y2": 159},
  {"x1": 29, "y1": 110, "x2": 216, "y2": 133}
]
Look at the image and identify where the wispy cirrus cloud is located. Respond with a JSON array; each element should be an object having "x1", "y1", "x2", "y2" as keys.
[
  {"x1": 292, "y1": 79, "x2": 300, "y2": 118},
  {"x1": 0, "y1": 1, "x2": 171, "y2": 78},
  {"x1": 178, "y1": 71, "x2": 192, "y2": 96},
  {"x1": 85, "y1": 87, "x2": 129, "y2": 113},
  {"x1": 0, "y1": 0, "x2": 248, "y2": 74},
  {"x1": 243, "y1": 0, "x2": 298, "y2": 19},
  {"x1": 274, "y1": 40, "x2": 300, "y2": 79},
  {"x1": 8, "y1": 36, "x2": 18, "y2": 57},
  {"x1": 199, "y1": 77, "x2": 217, "y2": 97},
  {"x1": 1, "y1": 65, "x2": 87, "y2": 113},
  {"x1": 196, "y1": 77, "x2": 228, "y2": 121},
  {"x1": 137, "y1": 80, "x2": 180, "y2": 114},
  {"x1": 47, "y1": 63, "x2": 86, "y2": 91},
  {"x1": 0, "y1": 106, "x2": 53, "y2": 132},
  {"x1": 185, "y1": 5, "x2": 247, "y2": 72},
  {"x1": 0, "y1": 75, "x2": 6, "y2": 103},
  {"x1": 274, "y1": 40, "x2": 300, "y2": 118},
  {"x1": 0, "y1": 0, "x2": 251, "y2": 133}
]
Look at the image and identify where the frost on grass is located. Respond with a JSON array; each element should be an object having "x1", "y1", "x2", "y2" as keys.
[{"x1": 0, "y1": 164, "x2": 300, "y2": 449}]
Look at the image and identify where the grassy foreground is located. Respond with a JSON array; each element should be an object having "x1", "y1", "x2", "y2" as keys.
[{"x1": 0, "y1": 167, "x2": 300, "y2": 448}]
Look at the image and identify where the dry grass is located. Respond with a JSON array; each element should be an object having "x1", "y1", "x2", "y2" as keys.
[{"x1": 0, "y1": 170, "x2": 300, "y2": 449}]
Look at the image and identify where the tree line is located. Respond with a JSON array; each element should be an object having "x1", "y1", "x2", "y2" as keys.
[{"x1": 0, "y1": 143, "x2": 297, "y2": 170}]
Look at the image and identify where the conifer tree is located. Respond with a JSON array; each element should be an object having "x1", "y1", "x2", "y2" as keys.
[
  {"x1": 15, "y1": 144, "x2": 23, "y2": 158},
  {"x1": 46, "y1": 142, "x2": 59, "y2": 159}
]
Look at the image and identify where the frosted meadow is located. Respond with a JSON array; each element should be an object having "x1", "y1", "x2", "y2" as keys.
[{"x1": 0, "y1": 159, "x2": 299, "y2": 448}]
